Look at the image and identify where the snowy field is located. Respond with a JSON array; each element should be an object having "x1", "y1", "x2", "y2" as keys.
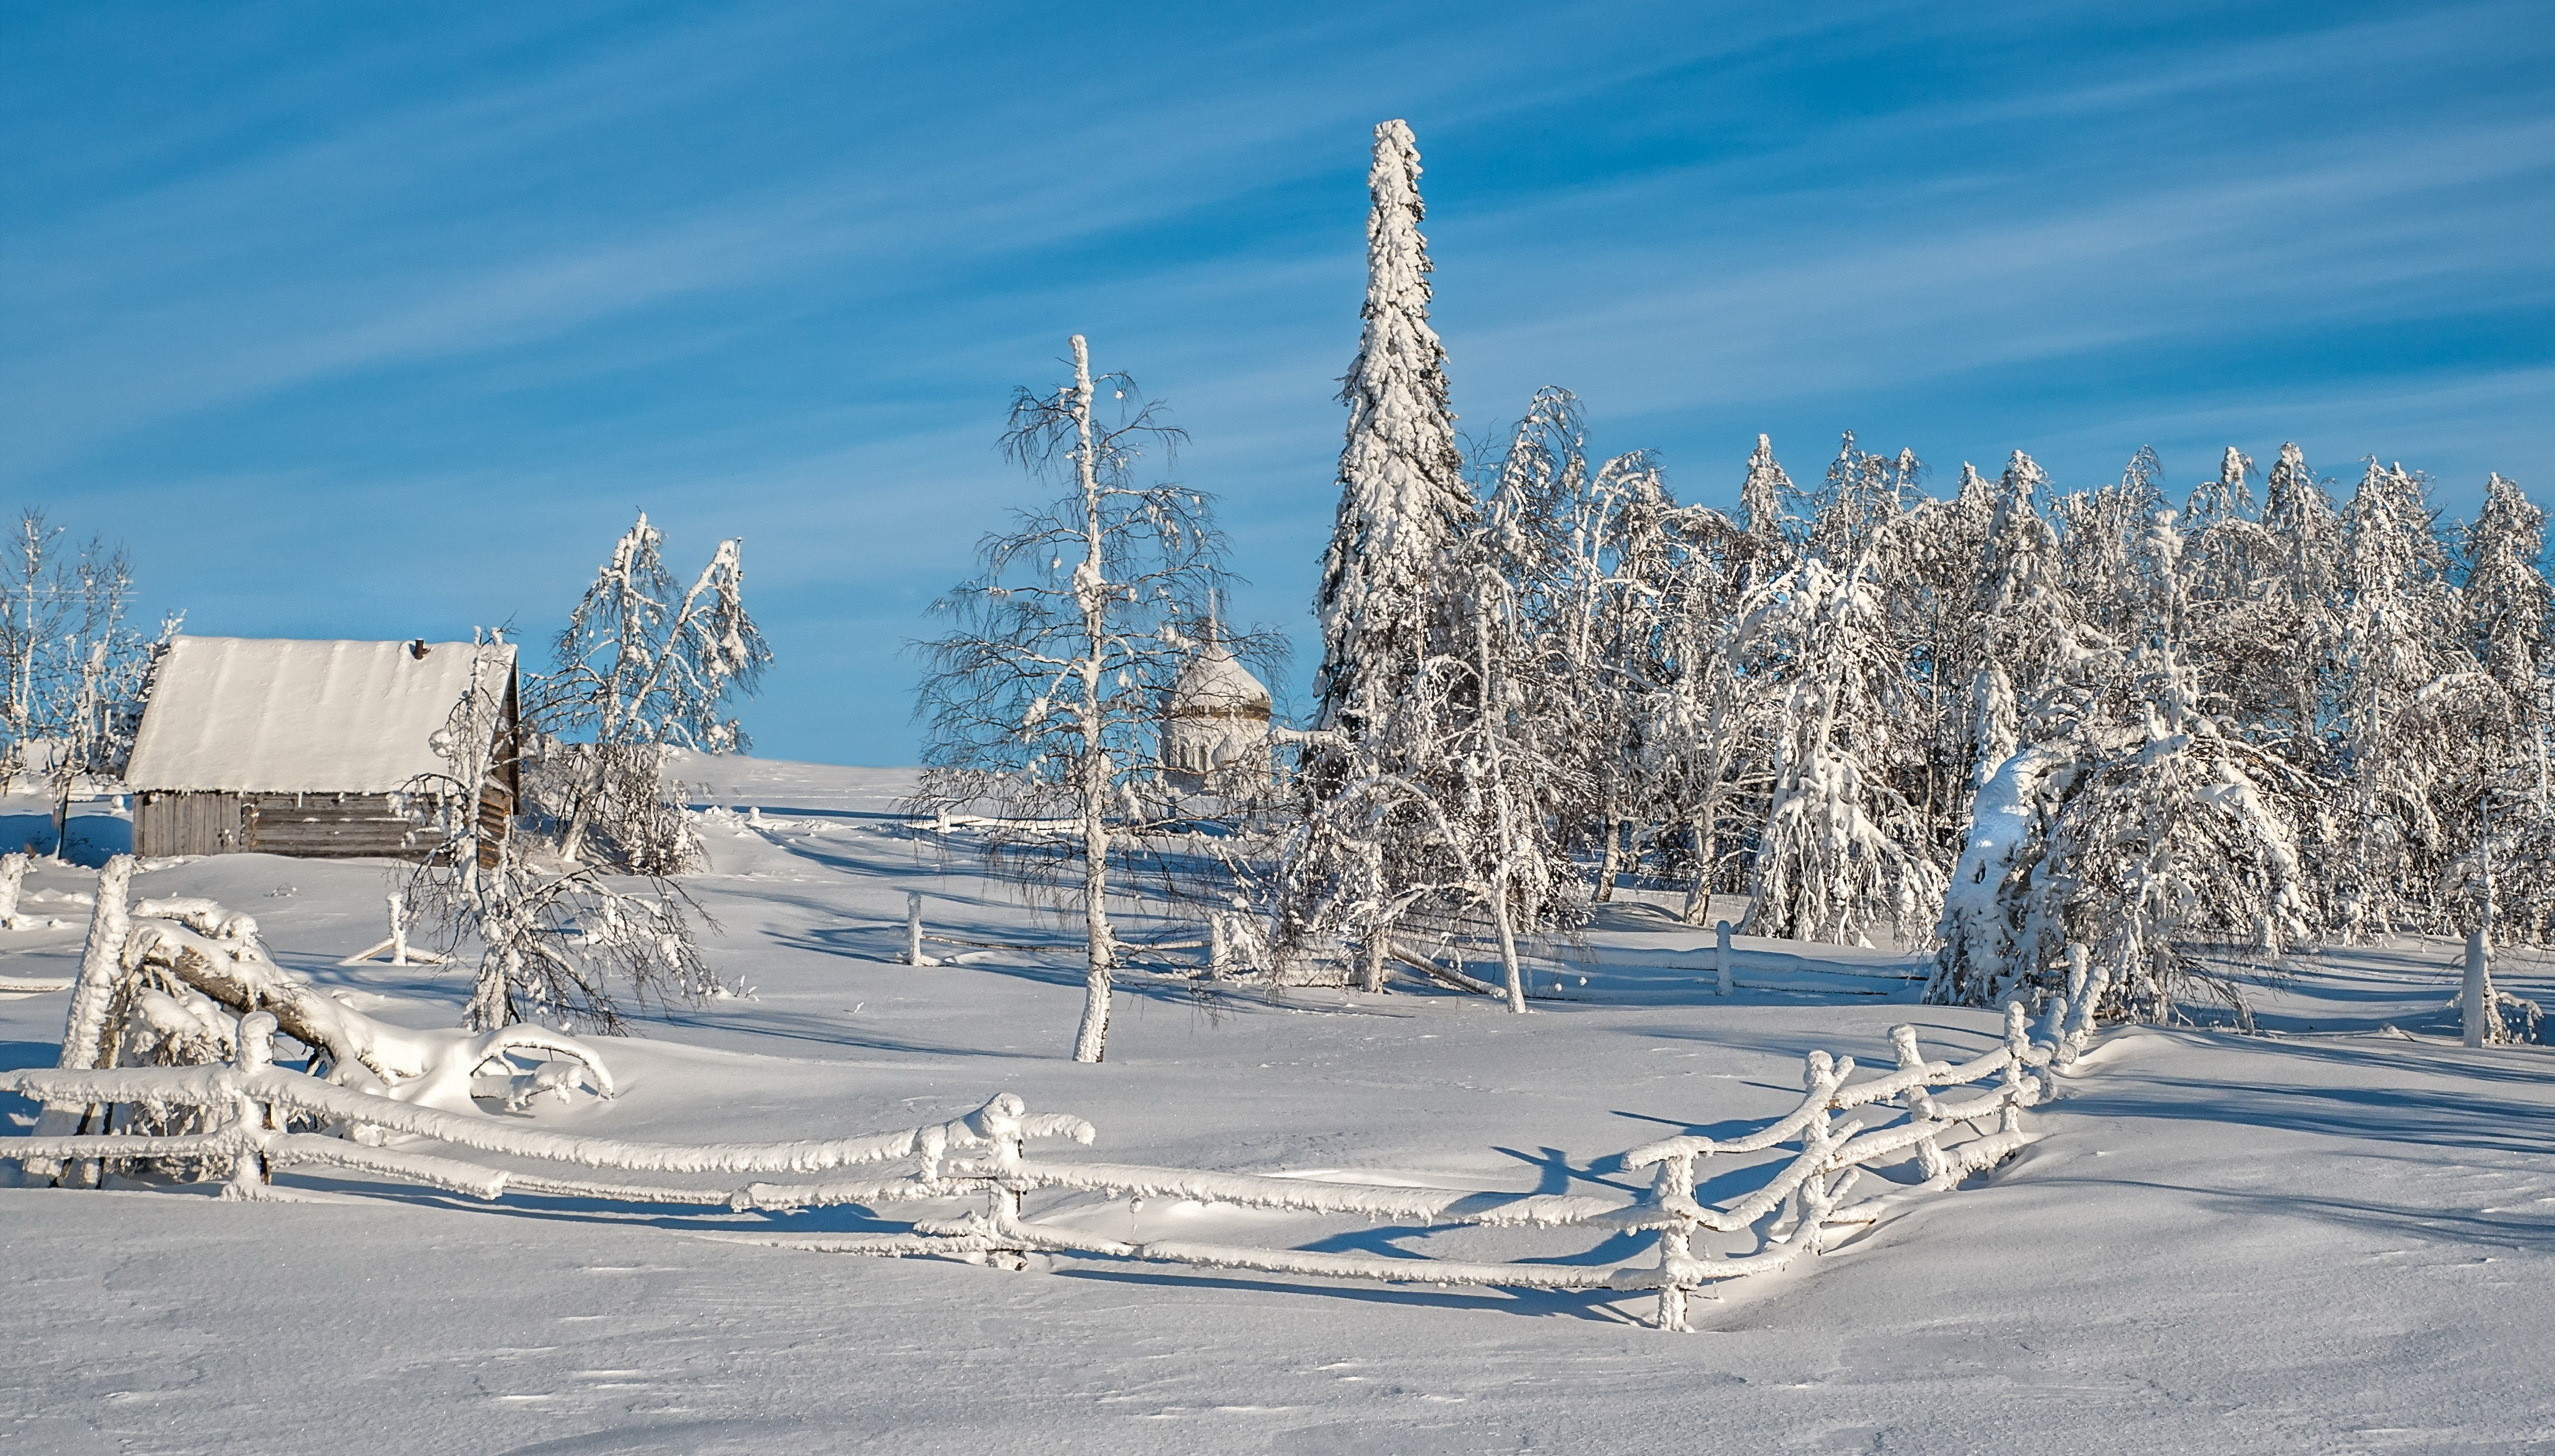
[{"x1": 5, "y1": 758, "x2": 2554, "y2": 1454}]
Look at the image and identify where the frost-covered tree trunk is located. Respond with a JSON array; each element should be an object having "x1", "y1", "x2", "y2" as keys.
[{"x1": 1064, "y1": 337, "x2": 1120, "y2": 1063}]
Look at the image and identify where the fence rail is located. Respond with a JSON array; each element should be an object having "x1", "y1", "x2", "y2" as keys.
[{"x1": 3, "y1": 1004, "x2": 2059, "y2": 1329}]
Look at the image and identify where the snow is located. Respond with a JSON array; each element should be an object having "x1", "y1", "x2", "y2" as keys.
[
  {"x1": 5, "y1": 764, "x2": 2555, "y2": 1451},
  {"x1": 122, "y1": 636, "x2": 516, "y2": 794}
]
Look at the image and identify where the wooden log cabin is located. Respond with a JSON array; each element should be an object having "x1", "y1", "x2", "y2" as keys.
[{"x1": 123, "y1": 636, "x2": 520, "y2": 862}]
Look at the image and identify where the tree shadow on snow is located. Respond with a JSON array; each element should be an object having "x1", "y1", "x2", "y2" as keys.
[
  {"x1": 2223, "y1": 1033, "x2": 2555, "y2": 1091},
  {"x1": 1040, "y1": 1263, "x2": 1650, "y2": 1325},
  {"x1": 2075, "y1": 1073, "x2": 2555, "y2": 1155},
  {"x1": 275, "y1": 1175, "x2": 951, "y2": 1238},
  {"x1": 2019, "y1": 1172, "x2": 2555, "y2": 1255},
  {"x1": 647, "y1": 1002, "x2": 1048, "y2": 1061},
  {"x1": 1487, "y1": 1143, "x2": 1648, "y2": 1198}
]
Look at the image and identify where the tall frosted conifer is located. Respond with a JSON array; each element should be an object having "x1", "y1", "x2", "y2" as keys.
[
  {"x1": 1313, "y1": 118, "x2": 1472, "y2": 734},
  {"x1": 2465, "y1": 474, "x2": 2552, "y2": 703},
  {"x1": 1737, "y1": 434, "x2": 1799, "y2": 571},
  {"x1": 1282, "y1": 119, "x2": 1477, "y2": 990},
  {"x1": 2337, "y1": 460, "x2": 2467, "y2": 933},
  {"x1": 2259, "y1": 442, "x2": 2347, "y2": 759}
]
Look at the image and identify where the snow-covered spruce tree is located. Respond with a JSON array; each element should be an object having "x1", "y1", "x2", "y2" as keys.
[
  {"x1": 1737, "y1": 433, "x2": 1803, "y2": 577},
  {"x1": 1280, "y1": 118, "x2": 1477, "y2": 990},
  {"x1": 1737, "y1": 548, "x2": 1945, "y2": 946},
  {"x1": 404, "y1": 640, "x2": 719, "y2": 1033},
  {"x1": 2255, "y1": 442, "x2": 2348, "y2": 763},
  {"x1": 535, "y1": 513, "x2": 771, "y2": 874},
  {"x1": 2335, "y1": 459, "x2": 2471, "y2": 934},
  {"x1": 2463, "y1": 473, "x2": 2553, "y2": 708},
  {"x1": 1311, "y1": 118, "x2": 1470, "y2": 735},
  {"x1": 911, "y1": 336, "x2": 1241, "y2": 1061}
]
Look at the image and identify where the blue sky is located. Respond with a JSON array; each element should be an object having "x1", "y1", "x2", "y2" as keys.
[{"x1": 4, "y1": 1, "x2": 2549, "y2": 764}]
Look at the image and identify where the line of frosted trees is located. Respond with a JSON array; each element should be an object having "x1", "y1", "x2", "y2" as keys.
[{"x1": 916, "y1": 119, "x2": 2552, "y2": 1059}]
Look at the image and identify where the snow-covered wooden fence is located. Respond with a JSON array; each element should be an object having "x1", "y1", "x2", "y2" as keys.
[
  {"x1": 2, "y1": 1007, "x2": 2057, "y2": 1330},
  {"x1": 0, "y1": 1010, "x2": 1096, "y2": 1207}
]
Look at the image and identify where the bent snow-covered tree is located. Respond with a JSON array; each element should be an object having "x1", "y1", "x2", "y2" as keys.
[
  {"x1": 1930, "y1": 640, "x2": 2312, "y2": 1025},
  {"x1": 406, "y1": 646, "x2": 721, "y2": 1033},
  {"x1": 537, "y1": 512, "x2": 771, "y2": 874},
  {"x1": 911, "y1": 335, "x2": 1244, "y2": 1062}
]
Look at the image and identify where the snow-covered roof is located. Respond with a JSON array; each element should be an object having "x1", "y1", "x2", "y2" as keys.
[
  {"x1": 1166, "y1": 641, "x2": 1271, "y2": 720},
  {"x1": 123, "y1": 637, "x2": 516, "y2": 795}
]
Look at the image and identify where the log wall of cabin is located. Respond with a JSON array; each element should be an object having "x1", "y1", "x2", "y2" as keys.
[
  {"x1": 134, "y1": 791, "x2": 248, "y2": 856},
  {"x1": 244, "y1": 793, "x2": 439, "y2": 859},
  {"x1": 135, "y1": 790, "x2": 461, "y2": 860}
]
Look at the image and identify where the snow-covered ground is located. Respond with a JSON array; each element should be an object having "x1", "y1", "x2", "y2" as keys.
[{"x1": 4, "y1": 759, "x2": 2552, "y2": 1454}]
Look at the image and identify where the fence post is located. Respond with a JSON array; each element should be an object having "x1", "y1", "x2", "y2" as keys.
[
  {"x1": 1714, "y1": 920, "x2": 1733, "y2": 996},
  {"x1": 2462, "y1": 926, "x2": 2495, "y2": 1048},
  {"x1": 31, "y1": 854, "x2": 135, "y2": 1184},
  {"x1": 1208, "y1": 914, "x2": 1231, "y2": 978},
  {"x1": 0, "y1": 850, "x2": 26, "y2": 928},
  {"x1": 388, "y1": 895, "x2": 409, "y2": 967},
  {"x1": 969, "y1": 1092, "x2": 1031, "y2": 1271},
  {"x1": 906, "y1": 892, "x2": 925, "y2": 967},
  {"x1": 225, "y1": 1011, "x2": 278, "y2": 1200},
  {"x1": 1652, "y1": 1149, "x2": 1698, "y2": 1332}
]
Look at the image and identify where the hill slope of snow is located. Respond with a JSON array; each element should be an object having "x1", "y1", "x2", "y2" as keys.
[{"x1": 3, "y1": 761, "x2": 2550, "y2": 1454}]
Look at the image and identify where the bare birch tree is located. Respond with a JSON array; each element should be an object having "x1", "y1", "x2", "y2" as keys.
[{"x1": 911, "y1": 336, "x2": 1248, "y2": 1062}]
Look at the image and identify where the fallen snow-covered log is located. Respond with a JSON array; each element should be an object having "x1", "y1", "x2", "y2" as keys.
[
  {"x1": 1, "y1": 998, "x2": 2061, "y2": 1331},
  {"x1": 22, "y1": 867, "x2": 621, "y2": 1181}
]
